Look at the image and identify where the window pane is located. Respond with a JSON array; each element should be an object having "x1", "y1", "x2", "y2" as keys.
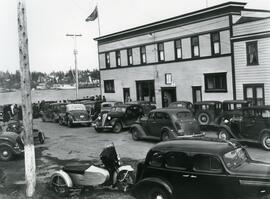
[
  {"x1": 176, "y1": 40, "x2": 181, "y2": 48},
  {"x1": 256, "y1": 87, "x2": 263, "y2": 98},
  {"x1": 160, "y1": 52, "x2": 164, "y2": 61},
  {"x1": 149, "y1": 152, "x2": 163, "y2": 167},
  {"x1": 165, "y1": 152, "x2": 188, "y2": 170},
  {"x1": 177, "y1": 48, "x2": 182, "y2": 59},
  {"x1": 194, "y1": 46, "x2": 199, "y2": 56},
  {"x1": 158, "y1": 43, "x2": 164, "y2": 50},
  {"x1": 246, "y1": 88, "x2": 253, "y2": 98},
  {"x1": 214, "y1": 42, "x2": 220, "y2": 54}
]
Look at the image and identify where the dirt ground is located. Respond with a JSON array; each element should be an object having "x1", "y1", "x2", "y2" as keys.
[{"x1": 1, "y1": 119, "x2": 270, "y2": 198}]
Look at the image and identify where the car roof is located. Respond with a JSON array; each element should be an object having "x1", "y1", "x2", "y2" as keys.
[
  {"x1": 120, "y1": 104, "x2": 141, "y2": 107},
  {"x1": 194, "y1": 101, "x2": 222, "y2": 105},
  {"x1": 223, "y1": 100, "x2": 249, "y2": 104},
  {"x1": 151, "y1": 108, "x2": 191, "y2": 113},
  {"x1": 242, "y1": 105, "x2": 270, "y2": 110},
  {"x1": 170, "y1": 101, "x2": 192, "y2": 104},
  {"x1": 150, "y1": 137, "x2": 239, "y2": 156},
  {"x1": 50, "y1": 103, "x2": 67, "y2": 106},
  {"x1": 126, "y1": 101, "x2": 150, "y2": 104}
]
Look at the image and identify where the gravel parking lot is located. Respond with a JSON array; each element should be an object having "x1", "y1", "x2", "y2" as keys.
[{"x1": 0, "y1": 119, "x2": 270, "y2": 198}]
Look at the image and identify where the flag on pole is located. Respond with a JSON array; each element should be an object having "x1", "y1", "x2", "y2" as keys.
[{"x1": 85, "y1": 6, "x2": 98, "y2": 22}]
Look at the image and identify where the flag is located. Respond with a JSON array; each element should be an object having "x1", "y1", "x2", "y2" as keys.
[{"x1": 85, "y1": 6, "x2": 98, "y2": 22}]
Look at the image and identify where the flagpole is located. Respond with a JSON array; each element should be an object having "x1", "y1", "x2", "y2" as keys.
[{"x1": 96, "y1": 4, "x2": 102, "y2": 98}]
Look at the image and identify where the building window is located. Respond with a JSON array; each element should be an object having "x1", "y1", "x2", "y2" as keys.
[
  {"x1": 204, "y1": 73, "x2": 227, "y2": 92},
  {"x1": 158, "y1": 43, "x2": 165, "y2": 62},
  {"x1": 191, "y1": 36, "x2": 199, "y2": 57},
  {"x1": 175, "y1": 39, "x2": 182, "y2": 59},
  {"x1": 140, "y1": 46, "x2": 147, "y2": 64},
  {"x1": 165, "y1": 73, "x2": 172, "y2": 85},
  {"x1": 246, "y1": 41, "x2": 259, "y2": 65},
  {"x1": 244, "y1": 84, "x2": 264, "y2": 106},
  {"x1": 211, "y1": 32, "x2": 220, "y2": 55},
  {"x1": 136, "y1": 80, "x2": 155, "y2": 102},
  {"x1": 104, "y1": 80, "x2": 115, "y2": 93},
  {"x1": 127, "y1": 48, "x2": 133, "y2": 66},
  {"x1": 116, "y1": 50, "x2": 121, "y2": 67},
  {"x1": 105, "y1": 53, "x2": 110, "y2": 68}
]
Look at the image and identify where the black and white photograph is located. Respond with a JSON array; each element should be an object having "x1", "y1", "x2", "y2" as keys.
[{"x1": 0, "y1": 0, "x2": 270, "y2": 198}]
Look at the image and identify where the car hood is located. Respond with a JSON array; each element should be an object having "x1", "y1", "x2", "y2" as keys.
[
  {"x1": 231, "y1": 161, "x2": 270, "y2": 178},
  {"x1": 107, "y1": 111, "x2": 124, "y2": 118},
  {"x1": 0, "y1": 131, "x2": 19, "y2": 142}
]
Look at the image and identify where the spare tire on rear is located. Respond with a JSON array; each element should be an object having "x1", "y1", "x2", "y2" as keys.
[{"x1": 196, "y1": 110, "x2": 213, "y2": 125}]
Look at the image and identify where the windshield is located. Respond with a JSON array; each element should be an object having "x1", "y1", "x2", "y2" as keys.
[
  {"x1": 67, "y1": 104, "x2": 86, "y2": 111},
  {"x1": 223, "y1": 148, "x2": 248, "y2": 169},
  {"x1": 111, "y1": 107, "x2": 126, "y2": 113},
  {"x1": 175, "y1": 111, "x2": 193, "y2": 120}
]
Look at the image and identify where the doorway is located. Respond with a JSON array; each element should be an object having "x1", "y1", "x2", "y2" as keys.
[
  {"x1": 123, "y1": 88, "x2": 130, "y2": 102},
  {"x1": 161, "y1": 87, "x2": 176, "y2": 107},
  {"x1": 192, "y1": 86, "x2": 202, "y2": 103}
]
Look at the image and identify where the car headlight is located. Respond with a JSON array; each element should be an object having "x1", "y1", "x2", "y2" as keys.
[
  {"x1": 107, "y1": 116, "x2": 111, "y2": 120},
  {"x1": 98, "y1": 116, "x2": 101, "y2": 120}
]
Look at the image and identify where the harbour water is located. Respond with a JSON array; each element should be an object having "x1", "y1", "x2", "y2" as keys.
[{"x1": 0, "y1": 87, "x2": 100, "y2": 105}]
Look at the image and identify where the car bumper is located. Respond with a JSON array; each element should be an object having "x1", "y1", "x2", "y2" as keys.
[
  {"x1": 72, "y1": 120, "x2": 92, "y2": 124},
  {"x1": 92, "y1": 123, "x2": 113, "y2": 129}
]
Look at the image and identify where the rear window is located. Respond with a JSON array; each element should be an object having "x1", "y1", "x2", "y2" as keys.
[
  {"x1": 165, "y1": 152, "x2": 189, "y2": 170},
  {"x1": 193, "y1": 155, "x2": 223, "y2": 173},
  {"x1": 102, "y1": 104, "x2": 112, "y2": 108},
  {"x1": 176, "y1": 111, "x2": 193, "y2": 119}
]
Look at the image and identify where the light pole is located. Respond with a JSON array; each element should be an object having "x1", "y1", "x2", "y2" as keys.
[{"x1": 66, "y1": 34, "x2": 82, "y2": 99}]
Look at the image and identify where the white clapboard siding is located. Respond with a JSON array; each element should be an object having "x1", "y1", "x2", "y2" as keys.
[
  {"x1": 233, "y1": 18, "x2": 270, "y2": 36},
  {"x1": 99, "y1": 16, "x2": 230, "y2": 53}
]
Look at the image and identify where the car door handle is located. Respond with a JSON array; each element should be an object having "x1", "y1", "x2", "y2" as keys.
[
  {"x1": 190, "y1": 175, "x2": 197, "y2": 178},
  {"x1": 182, "y1": 174, "x2": 189, "y2": 178}
]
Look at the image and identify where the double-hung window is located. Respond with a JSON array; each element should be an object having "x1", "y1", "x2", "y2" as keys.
[
  {"x1": 191, "y1": 36, "x2": 199, "y2": 57},
  {"x1": 158, "y1": 43, "x2": 165, "y2": 62},
  {"x1": 116, "y1": 50, "x2": 121, "y2": 67},
  {"x1": 104, "y1": 80, "x2": 115, "y2": 93},
  {"x1": 204, "y1": 73, "x2": 227, "y2": 92},
  {"x1": 175, "y1": 39, "x2": 182, "y2": 60},
  {"x1": 127, "y1": 48, "x2": 133, "y2": 66},
  {"x1": 140, "y1": 46, "x2": 147, "y2": 64},
  {"x1": 246, "y1": 41, "x2": 259, "y2": 65},
  {"x1": 211, "y1": 32, "x2": 220, "y2": 55}
]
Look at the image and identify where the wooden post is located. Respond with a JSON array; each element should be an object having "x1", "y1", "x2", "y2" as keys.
[{"x1": 17, "y1": 0, "x2": 36, "y2": 197}]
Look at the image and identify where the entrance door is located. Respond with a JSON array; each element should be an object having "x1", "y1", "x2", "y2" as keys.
[
  {"x1": 161, "y1": 87, "x2": 176, "y2": 108},
  {"x1": 123, "y1": 88, "x2": 130, "y2": 102},
  {"x1": 192, "y1": 86, "x2": 202, "y2": 103}
]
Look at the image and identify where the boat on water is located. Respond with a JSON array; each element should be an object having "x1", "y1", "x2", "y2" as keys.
[{"x1": 55, "y1": 84, "x2": 76, "y2": 90}]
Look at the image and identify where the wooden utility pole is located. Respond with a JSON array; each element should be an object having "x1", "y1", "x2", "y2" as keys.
[
  {"x1": 66, "y1": 34, "x2": 82, "y2": 99},
  {"x1": 17, "y1": 0, "x2": 36, "y2": 197}
]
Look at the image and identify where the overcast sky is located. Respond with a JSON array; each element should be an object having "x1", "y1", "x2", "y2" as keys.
[{"x1": 0, "y1": 0, "x2": 269, "y2": 73}]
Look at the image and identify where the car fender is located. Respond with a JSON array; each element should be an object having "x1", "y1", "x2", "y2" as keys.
[
  {"x1": 218, "y1": 124, "x2": 237, "y2": 139},
  {"x1": 133, "y1": 177, "x2": 173, "y2": 196},
  {"x1": 130, "y1": 124, "x2": 147, "y2": 138},
  {"x1": 50, "y1": 170, "x2": 73, "y2": 188},
  {"x1": 110, "y1": 118, "x2": 121, "y2": 127},
  {"x1": 161, "y1": 127, "x2": 175, "y2": 137},
  {"x1": 259, "y1": 129, "x2": 270, "y2": 140}
]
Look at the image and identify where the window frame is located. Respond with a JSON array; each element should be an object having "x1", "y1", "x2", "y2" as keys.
[
  {"x1": 157, "y1": 42, "x2": 165, "y2": 62},
  {"x1": 116, "y1": 50, "x2": 121, "y2": 67},
  {"x1": 105, "y1": 52, "x2": 110, "y2": 69},
  {"x1": 140, "y1": 46, "x2": 147, "y2": 64},
  {"x1": 174, "y1": 39, "x2": 182, "y2": 60},
  {"x1": 243, "y1": 84, "x2": 265, "y2": 106},
  {"x1": 127, "y1": 48, "x2": 133, "y2": 66},
  {"x1": 204, "y1": 72, "x2": 227, "y2": 93},
  {"x1": 191, "y1": 36, "x2": 200, "y2": 58},
  {"x1": 165, "y1": 73, "x2": 172, "y2": 85},
  {"x1": 104, "y1": 80, "x2": 115, "y2": 93},
  {"x1": 211, "y1": 32, "x2": 221, "y2": 56},
  {"x1": 164, "y1": 151, "x2": 189, "y2": 171},
  {"x1": 246, "y1": 41, "x2": 259, "y2": 66},
  {"x1": 193, "y1": 154, "x2": 223, "y2": 174}
]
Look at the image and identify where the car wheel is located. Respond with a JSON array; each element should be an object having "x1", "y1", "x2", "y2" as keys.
[
  {"x1": 67, "y1": 120, "x2": 73, "y2": 128},
  {"x1": 218, "y1": 128, "x2": 230, "y2": 140},
  {"x1": 116, "y1": 170, "x2": 135, "y2": 192},
  {"x1": 196, "y1": 111, "x2": 213, "y2": 125},
  {"x1": 51, "y1": 175, "x2": 69, "y2": 197},
  {"x1": 0, "y1": 146, "x2": 13, "y2": 161},
  {"x1": 161, "y1": 130, "x2": 170, "y2": 141},
  {"x1": 95, "y1": 127, "x2": 103, "y2": 133},
  {"x1": 261, "y1": 133, "x2": 270, "y2": 151},
  {"x1": 145, "y1": 186, "x2": 172, "y2": 199},
  {"x1": 113, "y1": 122, "x2": 122, "y2": 133},
  {"x1": 38, "y1": 132, "x2": 45, "y2": 144},
  {"x1": 131, "y1": 127, "x2": 140, "y2": 141}
]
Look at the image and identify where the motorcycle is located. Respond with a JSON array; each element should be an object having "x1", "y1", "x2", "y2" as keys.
[{"x1": 50, "y1": 143, "x2": 135, "y2": 197}]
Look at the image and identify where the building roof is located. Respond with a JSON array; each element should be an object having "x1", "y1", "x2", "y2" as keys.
[
  {"x1": 94, "y1": 2, "x2": 246, "y2": 44},
  {"x1": 235, "y1": 16, "x2": 269, "y2": 24}
]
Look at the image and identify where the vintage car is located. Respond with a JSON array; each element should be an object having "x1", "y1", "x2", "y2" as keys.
[
  {"x1": 0, "y1": 130, "x2": 24, "y2": 161},
  {"x1": 133, "y1": 137, "x2": 270, "y2": 199},
  {"x1": 126, "y1": 101, "x2": 156, "y2": 115},
  {"x1": 168, "y1": 101, "x2": 193, "y2": 112},
  {"x1": 41, "y1": 102, "x2": 67, "y2": 123},
  {"x1": 215, "y1": 100, "x2": 250, "y2": 125},
  {"x1": 100, "y1": 101, "x2": 123, "y2": 113},
  {"x1": 217, "y1": 106, "x2": 270, "y2": 151},
  {"x1": 93, "y1": 104, "x2": 144, "y2": 133},
  {"x1": 194, "y1": 101, "x2": 222, "y2": 125},
  {"x1": 58, "y1": 104, "x2": 92, "y2": 127},
  {"x1": 5, "y1": 121, "x2": 45, "y2": 144},
  {"x1": 130, "y1": 108, "x2": 201, "y2": 141},
  {"x1": 80, "y1": 100, "x2": 103, "y2": 121}
]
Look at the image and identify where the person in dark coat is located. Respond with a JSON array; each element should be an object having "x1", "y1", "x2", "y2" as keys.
[{"x1": 3, "y1": 105, "x2": 11, "y2": 125}]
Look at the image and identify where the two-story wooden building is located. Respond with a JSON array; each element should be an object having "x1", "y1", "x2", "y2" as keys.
[{"x1": 95, "y1": 2, "x2": 269, "y2": 108}]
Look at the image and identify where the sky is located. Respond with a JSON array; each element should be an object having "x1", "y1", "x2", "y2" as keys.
[{"x1": 0, "y1": 0, "x2": 270, "y2": 73}]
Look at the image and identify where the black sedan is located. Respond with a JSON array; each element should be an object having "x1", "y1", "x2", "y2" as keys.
[
  {"x1": 130, "y1": 108, "x2": 201, "y2": 141},
  {"x1": 133, "y1": 137, "x2": 270, "y2": 199}
]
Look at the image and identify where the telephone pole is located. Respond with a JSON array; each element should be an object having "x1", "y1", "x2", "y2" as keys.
[
  {"x1": 17, "y1": 0, "x2": 36, "y2": 197},
  {"x1": 66, "y1": 34, "x2": 82, "y2": 99}
]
